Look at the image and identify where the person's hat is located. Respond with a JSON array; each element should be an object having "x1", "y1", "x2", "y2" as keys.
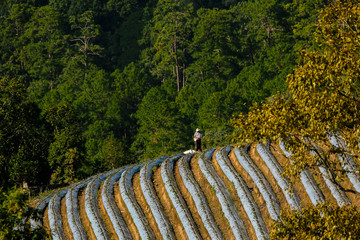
[{"x1": 196, "y1": 128, "x2": 200, "y2": 132}]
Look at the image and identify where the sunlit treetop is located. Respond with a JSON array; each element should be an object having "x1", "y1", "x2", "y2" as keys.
[{"x1": 232, "y1": 0, "x2": 360, "y2": 184}]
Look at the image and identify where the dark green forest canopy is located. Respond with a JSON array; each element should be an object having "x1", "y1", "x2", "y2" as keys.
[{"x1": 0, "y1": 0, "x2": 329, "y2": 190}]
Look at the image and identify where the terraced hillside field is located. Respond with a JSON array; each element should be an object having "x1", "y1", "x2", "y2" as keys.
[{"x1": 32, "y1": 142, "x2": 360, "y2": 240}]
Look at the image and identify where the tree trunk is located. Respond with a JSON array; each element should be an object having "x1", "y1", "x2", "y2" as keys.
[{"x1": 174, "y1": 36, "x2": 180, "y2": 93}]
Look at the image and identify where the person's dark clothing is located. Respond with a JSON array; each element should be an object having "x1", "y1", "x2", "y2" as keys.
[
  {"x1": 195, "y1": 138, "x2": 202, "y2": 152},
  {"x1": 194, "y1": 131, "x2": 202, "y2": 152}
]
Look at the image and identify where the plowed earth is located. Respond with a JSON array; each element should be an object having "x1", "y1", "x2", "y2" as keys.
[
  {"x1": 42, "y1": 206, "x2": 50, "y2": 235},
  {"x1": 38, "y1": 143, "x2": 360, "y2": 240},
  {"x1": 152, "y1": 164, "x2": 188, "y2": 240},
  {"x1": 78, "y1": 188, "x2": 96, "y2": 240},
  {"x1": 114, "y1": 180, "x2": 140, "y2": 240},
  {"x1": 229, "y1": 150, "x2": 273, "y2": 229},
  {"x1": 60, "y1": 196, "x2": 74, "y2": 240},
  {"x1": 174, "y1": 158, "x2": 210, "y2": 239},
  {"x1": 191, "y1": 155, "x2": 235, "y2": 240},
  {"x1": 132, "y1": 172, "x2": 162, "y2": 239},
  {"x1": 211, "y1": 150, "x2": 256, "y2": 240},
  {"x1": 249, "y1": 145, "x2": 290, "y2": 211},
  {"x1": 98, "y1": 182, "x2": 116, "y2": 240}
]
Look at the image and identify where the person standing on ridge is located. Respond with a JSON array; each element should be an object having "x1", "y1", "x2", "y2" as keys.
[{"x1": 194, "y1": 128, "x2": 203, "y2": 152}]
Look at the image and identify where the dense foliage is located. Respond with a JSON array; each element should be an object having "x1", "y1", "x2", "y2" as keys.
[
  {"x1": 0, "y1": 188, "x2": 47, "y2": 239},
  {"x1": 0, "y1": 0, "x2": 328, "y2": 190},
  {"x1": 4, "y1": 0, "x2": 360, "y2": 238},
  {"x1": 232, "y1": 0, "x2": 360, "y2": 194},
  {"x1": 271, "y1": 202, "x2": 360, "y2": 239},
  {"x1": 233, "y1": 0, "x2": 360, "y2": 238}
]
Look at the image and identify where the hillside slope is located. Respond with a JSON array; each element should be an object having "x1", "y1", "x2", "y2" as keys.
[{"x1": 32, "y1": 143, "x2": 360, "y2": 240}]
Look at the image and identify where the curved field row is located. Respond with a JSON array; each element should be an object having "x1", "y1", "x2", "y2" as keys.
[
  {"x1": 35, "y1": 142, "x2": 360, "y2": 240},
  {"x1": 139, "y1": 157, "x2": 176, "y2": 240},
  {"x1": 161, "y1": 155, "x2": 202, "y2": 240},
  {"x1": 119, "y1": 164, "x2": 155, "y2": 240},
  {"x1": 48, "y1": 189, "x2": 68, "y2": 240},
  {"x1": 85, "y1": 171, "x2": 116, "y2": 240},
  {"x1": 178, "y1": 154, "x2": 224, "y2": 240},
  {"x1": 328, "y1": 134, "x2": 360, "y2": 192},
  {"x1": 31, "y1": 191, "x2": 57, "y2": 230},
  {"x1": 199, "y1": 149, "x2": 249, "y2": 240},
  {"x1": 256, "y1": 143, "x2": 303, "y2": 211},
  {"x1": 234, "y1": 146, "x2": 281, "y2": 221},
  {"x1": 279, "y1": 141, "x2": 326, "y2": 206},
  {"x1": 66, "y1": 179, "x2": 91, "y2": 240},
  {"x1": 152, "y1": 159, "x2": 188, "y2": 240},
  {"x1": 216, "y1": 146, "x2": 269, "y2": 240},
  {"x1": 101, "y1": 167, "x2": 132, "y2": 239},
  {"x1": 318, "y1": 165, "x2": 351, "y2": 206}
]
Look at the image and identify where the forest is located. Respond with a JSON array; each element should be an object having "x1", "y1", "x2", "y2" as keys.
[
  {"x1": 3, "y1": 0, "x2": 360, "y2": 238},
  {"x1": 0, "y1": 0, "x2": 329, "y2": 191}
]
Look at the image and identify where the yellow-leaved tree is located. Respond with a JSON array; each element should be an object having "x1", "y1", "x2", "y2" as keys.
[{"x1": 232, "y1": 0, "x2": 360, "y2": 238}]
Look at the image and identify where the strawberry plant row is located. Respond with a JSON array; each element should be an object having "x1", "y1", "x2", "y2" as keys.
[
  {"x1": 48, "y1": 189, "x2": 68, "y2": 240},
  {"x1": 256, "y1": 143, "x2": 302, "y2": 211},
  {"x1": 198, "y1": 149, "x2": 249, "y2": 240},
  {"x1": 161, "y1": 155, "x2": 202, "y2": 240},
  {"x1": 234, "y1": 147, "x2": 281, "y2": 221},
  {"x1": 178, "y1": 154, "x2": 224, "y2": 240},
  {"x1": 139, "y1": 157, "x2": 176, "y2": 240},
  {"x1": 216, "y1": 147, "x2": 269, "y2": 240},
  {"x1": 119, "y1": 163, "x2": 156, "y2": 240},
  {"x1": 328, "y1": 134, "x2": 360, "y2": 192},
  {"x1": 66, "y1": 178, "x2": 93, "y2": 240},
  {"x1": 85, "y1": 170, "x2": 117, "y2": 240},
  {"x1": 102, "y1": 167, "x2": 132, "y2": 240},
  {"x1": 280, "y1": 141, "x2": 325, "y2": 206}
]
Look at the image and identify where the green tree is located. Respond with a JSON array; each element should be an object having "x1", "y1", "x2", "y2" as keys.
[
  {"x1": 188, "y1": 7, "x2": 241, "y2": 83},
  {"x1": 106, "y1": 0, "x2": 143, "y2": 17},
  {"x1": 83, "y1": 120, "x2": 114, "y2": 174},
  {"x1": 176, "y1": 78, "x2": 223, "y2": 124},
  {"x1": 197, "y1": 91, "x2": 229, "y2": 130},
  {"x1": 133, "y1": 83, "x2": 190, "y2": 159},
  {"x1": 107, "y1": 62, "x2": 154, "y2": 142},
  {"x1": 22, "y1": 5, "x2": 68, "y2": 103},
  {"x1": 73, "y1": 68, "x2": 111, "y2": 121},
  {"x1": 233, "y1": 0, "x2": 295, "y2": 93},
  {"x1": 229, "y1": 66, "x2": 268, "y2": 108},
  {"x1": 0, "y1": 77, "x2": 50, "y2": 189},
  {"x1": 233, "y1": 0, "x2": 360, "y2": 189},
  {"x1": 272, "y1": 203, "x2": 360, "y2": 239},
  {"x1": 142, "y1": 0, "x2": 195, "y2": 92},
  {"x1": 285, "y1": 0, "x2": 330, "y2": 52},
  {"x1": 0, "y1": 188, "x2": 47, "y2": 239},
  {"x1": 102, "y1": 135, "x2": 130, "y2": 170},
  {"x1": 0, "y1": 2, "x2": 35, "y2": 81},
  {"x1": 45, "y1": 103, "x2": 85, "y2": 185},
  {"x1": 49, "y1": 0, "x2": 104, "y2": 17},
  {"x1": 69, "y1": 10, "x2": 103, "y2": 74},
  {"x1": 51, "y1": 11, "x2": 105, "y2": 111},
  {"x1": 176, "y1": 64, "x2": 271, "y2": 147},
  {"x1": 22, "y1": 6, "x2": 66, "y2": 84},
  {"x1": 237, "y1": 0, "x2": 289, "y2": 48},
  {"x1": 112, "y1": 9, "x2": 144, "y2": 69}
]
